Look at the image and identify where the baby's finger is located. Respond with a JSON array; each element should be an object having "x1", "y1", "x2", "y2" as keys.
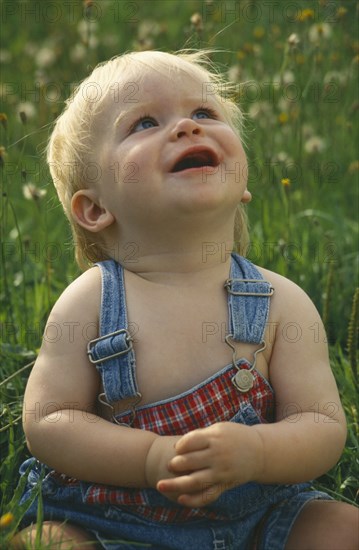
[
  {"x1": 157, "y1": 475, "x2": 194, "y2": 495},
  {"x1": 169, "y1": 450, "x2": 209, "y2": 474},
  {"x1": 175, "y1": 429, "x2": 209, "y2": 454},
  {"x1": 157, "y1": 470, "x2": 207, "y2": 496}
]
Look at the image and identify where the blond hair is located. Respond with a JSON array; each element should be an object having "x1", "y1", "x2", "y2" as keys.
[{"x1": 47, "y1": 50, "x2": 249, "y2": 269}]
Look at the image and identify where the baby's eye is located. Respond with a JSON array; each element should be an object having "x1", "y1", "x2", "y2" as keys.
[
  {"x1": 193, "y1": 107, "x2": 218, "y2": 120},
  {"x1": 130, "y1": 116, "x2": 158, "y2": 133}
]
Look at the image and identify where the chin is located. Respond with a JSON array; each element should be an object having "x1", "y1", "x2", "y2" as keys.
[{"x1": 177, "y1": 194, "x2": 239, "y2": 219}]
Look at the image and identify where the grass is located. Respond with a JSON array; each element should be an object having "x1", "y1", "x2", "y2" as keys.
[{"x1": 0, "y1": 0, "x2": 358, "y2": 547}]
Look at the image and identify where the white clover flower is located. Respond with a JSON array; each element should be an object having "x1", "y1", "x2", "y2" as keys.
[
  {"x1": 138, "y1": 19, "x2": 162, "y2": 40},
  {"x1": 132, "y1": 38, "x2": 154, "y2": 51},
  {"x1": 76, "y1": 19, "x2": 98, "y2": 49},
  {"x1": 17, "y1": 102, "x2": 36, "y2": 120},
  {"x1": 88, "y1": 35, "x2": 98, "y2": 49},
  {"x1": 248, "y1": 101, "x2": 273, "y2": 119},
  {"x1": 24, "y1": 42, "x2": 38, "y2": 57},
  {"x1": 309, "y1": 23, "x2": 332, "y2": 43},
  {"x1": 102, "y1": 34, "x2": 118, "y2": 48},
  {"x1": 248, "y1": 101, "x2": 276, "y2": 128},
  {"x1": 45, "y1": 87, "x2": 60, "y2": 103},
  {"x1": 301, "y1": 123, "x2": 315, "y2": 139},
  {"x1": 227, "y1": 65, "x2": 241, "y2": 83},
  {"x1": 190, "y1": 12, "x2": 203, "y2": 31},
  {"x1": 9, "y1": 227, "x2": 18, "y2": 240},
  {"x1": 23, "y1": 183, "x2": 47, "y2": 201},
  {"x1": 288, "y1": 33, "x2": 300, "y2": 47},
  {"x1": 35, "y1": 47, "x2": 56, "y2": 68},
  {"x1": 282, "y1": 70, "x2": 295, "y2": 85},
  {"x1": 272, "y1": 70, "x2": 295, "y2": 88},
  {"x1": 278, "y1": 97, "x2": 291, "y2": 112},
  {"x1": 77, "y1": 20, "x2": 98, "y2": 40},
  {"x1": 274, "y1": 151, "x2": 294, "y2": 166},
  {"x1": 276, "y1": 151, "x2": 290, "y2": 162},
  {"x1": 13, "y1": 272, "x2": 24, "y2": 287},
  {"x1": 323, "y1": 71, "x2": 347, "y2": 86},
  {"x1": 70, "y1": 43, "x2": 87, "y2": 63},
  {"x1": 0, "y1": 49, "x2": 12, "y2": 63},
  {"x1": 304, "y1": 136, "x2": 326, "y2": 154},
  {"x1": 34, "y1": 69, "x2": 49, "y2": 88},
  {"x1": 252, "y1": 44, "x2": 263, "y2": 57}
]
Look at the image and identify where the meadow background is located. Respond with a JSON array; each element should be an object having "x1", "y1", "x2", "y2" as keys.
[{"x1": 0, "y1": 0, "x2": 358, "y2": 545}]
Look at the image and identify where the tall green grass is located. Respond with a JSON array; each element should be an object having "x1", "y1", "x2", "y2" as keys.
[{"x1": 1, "y1": 1, "x2": 358, "y2": 546}]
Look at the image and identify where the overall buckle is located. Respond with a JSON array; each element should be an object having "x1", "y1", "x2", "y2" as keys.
[
  {"x1": 224, "y1": 278, "x2": 274, "y2": 297},
  {"x1": 87, "y1": 329, "x2": 133, "y2": 364}
]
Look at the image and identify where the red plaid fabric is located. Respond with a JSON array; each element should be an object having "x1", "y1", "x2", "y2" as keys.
[{"x1": 81, "y1": 362, "x2": 275, "y2": 523}]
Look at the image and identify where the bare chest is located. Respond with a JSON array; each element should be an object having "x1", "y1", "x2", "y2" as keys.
[{"x1": 121, "y1": 281, "x2": 270, "y2": 406}]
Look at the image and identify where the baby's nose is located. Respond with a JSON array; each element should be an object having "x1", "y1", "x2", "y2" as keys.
[{"x1": 170, "y1": 118, "x2": 203, "y2": 140}]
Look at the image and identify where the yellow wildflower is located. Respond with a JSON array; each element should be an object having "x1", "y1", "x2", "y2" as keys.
[
  {"x1": 0, "y1": 113, "x2": 7, "y2": 129},
  {"x1": 0, "y1": 145, "x2": 6, "y2": 167},
  {"x1": 278, "y1": 112, "x2": 289, "y2": 125},
  {"x1": 281, "y1": 178, "x2": 290, "y2": 187},
  {"x1": 336, "y1": 7, "x2": 348, "y2": 18},
  {"x1": 243, "y1": 43, "x2": 254, "y2": 54},
  {"x1": 237, "y1": 51, "x2": 246, "y2": 61},
  {"x1": 0, "y1": 512, "x2": 14, "y2": 529},
  {"x1": 270, "y1": 25, "x2": 281, "y2": 38},
  {"x1": 295, "y1": 54, "x2": 306, "y2": 65},
  {"x1": 296, "y1": 9, "x2": 315, "y2": 22},
  {"x1": 348, "y1": 161, "x2": 359, "y2": 173},
  {"x1": 253, "y1": 26, "x2": 265, "y2": 40},
  {"x1": 330, "y1": 53, "x2": 340, "y2": 63}
]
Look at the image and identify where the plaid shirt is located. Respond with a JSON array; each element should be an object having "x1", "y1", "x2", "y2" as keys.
[{"x1": 80, "y1": 362, "x2": 274, "y2": 523}]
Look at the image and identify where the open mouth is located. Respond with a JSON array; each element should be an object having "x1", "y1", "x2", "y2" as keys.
[{"x1": 171, "y1": 149, "x2": 219, "y2": 173}]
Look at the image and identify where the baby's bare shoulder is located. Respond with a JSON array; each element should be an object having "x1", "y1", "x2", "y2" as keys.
[
  {"x1": 257, "y1": 265, "x2": 305, "y2": 291},
  {"x1": 42, "y1": 266, "x2": 102, "y2": 355},
  {"x1": 51, "y1": 266, "x2": 101, "y2": 321},
  {"x1": 23, "y1": 267, "x2": 102, "y2": 418},
  {"x1": 256, "y1": 265, "x2": 318, "y2": 319}
]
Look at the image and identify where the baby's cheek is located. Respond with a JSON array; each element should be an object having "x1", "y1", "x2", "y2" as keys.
[{"x1": 225, "y1": 130, "x2": 246, "y2": 160}]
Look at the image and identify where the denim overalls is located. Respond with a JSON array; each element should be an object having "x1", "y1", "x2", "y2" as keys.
[{"x1": 19, "y1": 254, "x2": 330, "y2": 549}]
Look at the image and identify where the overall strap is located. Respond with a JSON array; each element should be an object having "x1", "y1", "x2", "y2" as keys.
[
  {"x1": 87, "y1": 260, "x2": 139, "y2": 404},
  {"x1": 226, "y1": 254, "x2": 274, "y2": 344}
]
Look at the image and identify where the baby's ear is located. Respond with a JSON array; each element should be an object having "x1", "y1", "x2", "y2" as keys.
[
  {"x1": 71, "y1": 190, "x2": 115, "y2": 232},
  {"x1": 241, "y1": 188, "x2": 252, "y2": 203}
]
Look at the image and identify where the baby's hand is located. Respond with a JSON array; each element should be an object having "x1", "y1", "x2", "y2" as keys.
[
  {"x1": 157, "y1": 422, "x2": 262, "y2": 507},
  {"x1": 145, "y1": 435, "x2": 183, "y2": 503}
]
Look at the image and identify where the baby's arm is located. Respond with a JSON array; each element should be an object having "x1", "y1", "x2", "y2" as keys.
[
  {"x1": 158, "y1": 271, "x2": 347, "y2": 507},
  {"x1": 23, "y1": 267, "x2": 179, "y2": 489}
]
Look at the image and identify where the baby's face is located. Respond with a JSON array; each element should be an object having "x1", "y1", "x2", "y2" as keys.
[{"x1": 94, "y1": 66, "x2": 248, "y2": 234}]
